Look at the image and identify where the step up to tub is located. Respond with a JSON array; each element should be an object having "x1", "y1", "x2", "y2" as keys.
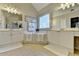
[{"x1": 44, "y1": 44, "x2": 71, "y2": 56}]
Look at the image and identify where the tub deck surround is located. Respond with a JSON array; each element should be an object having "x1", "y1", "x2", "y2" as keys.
[
  {"x1": 44, "y1": 43, "x2": 70, "y2": 56},
  {"x1": 0, "y1": 29, "x2": 24, "y2": 53}
]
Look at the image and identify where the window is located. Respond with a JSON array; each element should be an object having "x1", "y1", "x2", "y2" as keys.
[{"x1": 39, "y1": 14, "x2": 50, "y2": 29}]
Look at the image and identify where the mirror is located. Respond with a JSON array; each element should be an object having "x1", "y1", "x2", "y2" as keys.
[{"x1": 2, "y1": 10, "x2": 22, "y2": 29}]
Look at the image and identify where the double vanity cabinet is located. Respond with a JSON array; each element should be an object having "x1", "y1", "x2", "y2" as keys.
[
  {"x1": 0, "y1": 29, "x2": 24, "y2": 53},
  {"x1": 45, "y1": 29, "x2": 79, "y2": 55}
]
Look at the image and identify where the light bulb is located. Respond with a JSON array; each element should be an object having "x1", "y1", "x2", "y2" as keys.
[
  {"x1": 71, "y1": 3, "x2": 75, "y2": 7},
  {"x1": 61, "y1": 4, "x2": 65, "y2": 10},
  {"x1": 61, "y1": 4, "x2": 64, "y2": 7},
  {"x1": 14, "y1": 9, "x2": 17, "y2": 12},
  {"x1": 7, "y1": 7, "x2": 10, "y2": 13},
  {"x1": 66, "y1": 4, "x2": 70, "y2": 8}
]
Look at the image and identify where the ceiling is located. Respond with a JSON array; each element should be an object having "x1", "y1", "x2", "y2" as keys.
[
  {"x1": 0, "y1": 3, "x2": 78, "y2": 13},
  {"x1": 32, "y1": 3, "x2": 50, "y2": 11}
]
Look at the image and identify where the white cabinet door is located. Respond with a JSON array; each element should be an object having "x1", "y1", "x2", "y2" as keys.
[
  {"x1": 0, "y1": 31, "x2": 11, "y2": 45},
  {"x1": 11, "y1": 30, "x2": 23, "y2": 43},
  {"x1": 48, "y1": 31, "x2": 60, "y2": 45},
  {"x1": 59, "y1": 31, "x2": 74, "y2": 49}
]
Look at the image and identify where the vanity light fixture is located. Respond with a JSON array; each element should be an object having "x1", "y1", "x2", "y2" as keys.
[
  {"x1": 2, "y1": 6, "x2": 21, "y2": 14},
  {"x1": 60, "y1": 3, "x2": 78, "y2": 10}
]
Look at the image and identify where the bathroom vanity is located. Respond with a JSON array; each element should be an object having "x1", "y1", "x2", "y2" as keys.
[
  {"x1": 44, "y1": 28, "x2": 79, "y2": 55},
  {"x1": 0, "y1": 29, "x2": 24, "y2": 53}
]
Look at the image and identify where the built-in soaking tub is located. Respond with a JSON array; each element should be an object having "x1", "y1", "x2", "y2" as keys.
[{"x1": 23, "y1": 31, "x2": 48, "y2": 45}]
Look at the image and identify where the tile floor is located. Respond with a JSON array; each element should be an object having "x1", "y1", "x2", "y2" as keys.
[{"x1": 0, "y1": 44, "x2": 56, "y2": 56}]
